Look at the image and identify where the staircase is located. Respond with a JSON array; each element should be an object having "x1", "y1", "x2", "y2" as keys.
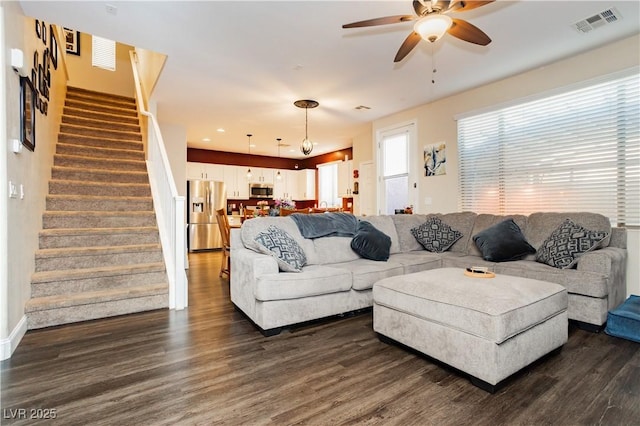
[{"x1": 26, "y1": 87, "x2": 169, "y2": 329}]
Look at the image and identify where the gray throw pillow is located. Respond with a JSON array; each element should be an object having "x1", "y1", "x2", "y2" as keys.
[
  {"x1": 351, "y1": 220, "x2": 391, "y2": 261},
  {"x1": 473, "y1": 219, "x2": 536, "y2": 262},
  {"x1": 536, "y1": 218, "x2": 609, "y2": 269},
  {"x1": 254, "y1": 225, "x2": 307, "y2": 272},
  {"x1": 411, "y1": 217, "x2": 462, "y2": 253}
]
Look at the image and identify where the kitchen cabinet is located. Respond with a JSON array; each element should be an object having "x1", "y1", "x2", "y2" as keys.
[
  {"x1": 295, "y1": 169, "x2": 316, "y2": 200},
  {"x1": 222, "y1": 165, "x2": 250, "y2": 199},
  {"x1": 273, "y1": 170, "x2": 298, "y2": 200},
  {"x1": 249, "y1": 167, "x2": 274, "y2": 184},
  {"x1": 338, "y1": 160, "x2": 354, "y2": 197},
  {"x1": 186, "y1": 162, "x2": 223, "y2": 181}
]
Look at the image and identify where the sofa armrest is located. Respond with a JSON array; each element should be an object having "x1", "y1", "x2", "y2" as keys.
[
  {"x1": 230, "y1": 247, "x2": 279, "y2": 320},
  {"x1": 576, "y1": 247, "x2": 627, "y2": 310}
]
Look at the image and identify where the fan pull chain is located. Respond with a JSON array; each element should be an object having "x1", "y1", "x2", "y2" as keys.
[{"x1": 431, "y1": 43, "x2": 437, "y2": 84}]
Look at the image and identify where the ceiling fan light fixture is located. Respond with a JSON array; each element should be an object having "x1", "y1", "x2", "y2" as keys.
[{"x1": 414, "y1": 14, "x2": 452, "y2": 42}]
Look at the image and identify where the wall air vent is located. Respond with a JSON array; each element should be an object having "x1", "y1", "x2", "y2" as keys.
[{"x1": 573, "y1": 7, "x2": 622, "y2": 33}]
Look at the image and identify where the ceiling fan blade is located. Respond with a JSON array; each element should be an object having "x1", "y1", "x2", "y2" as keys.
[
  {"x1": 343, "y1": 15, "x2": 416, "y2": 28},
  {"x1": 448, "y1": 0, "x2": 494, "y2": 13},
  {"x1": 394, "y1": 32, "x2": 422, "y2": 62},
  {"x1": 448, "y1": 18, "x2": 491, "y2": 45}
]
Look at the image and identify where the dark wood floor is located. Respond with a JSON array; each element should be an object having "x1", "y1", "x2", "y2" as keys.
[{"x1": 2, "y1": 252, "x2": 638, "y2": 425}]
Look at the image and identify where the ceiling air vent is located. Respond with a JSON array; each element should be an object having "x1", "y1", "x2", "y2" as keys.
[{"x1": 573, "y1": 7, "x2": 622, "y2": 33}]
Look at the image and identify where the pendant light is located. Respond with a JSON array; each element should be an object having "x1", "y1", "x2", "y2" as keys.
[
  {"x1": 246, "y1": 134, "x2": 253, "y2": 179},
  {"x1": 276, "y1": 138, "x2": 282, "y2": 180},
  {"x1": 294, "y1": 99, "x2": 319, "y2": 156}
]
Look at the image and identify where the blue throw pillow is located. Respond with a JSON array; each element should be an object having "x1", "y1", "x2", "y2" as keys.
[
  {"x1": 473, "y1": 219, "x2": 535, "y2": 262},
  {"x1": 351, "y1": 220, "x2": 391, "y2": 261}
]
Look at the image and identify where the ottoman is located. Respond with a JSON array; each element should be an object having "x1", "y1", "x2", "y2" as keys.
[
  {"x1": 373, "y1": 267, "x2": 568, "y2": 392},
  {"x1": 605, "y1": 295, "x2": 640, "y2": 343}
]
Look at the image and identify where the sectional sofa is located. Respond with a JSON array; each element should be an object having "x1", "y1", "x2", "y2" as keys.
[{"x1": 230, "y1": 212, "x2": 627, "y2": 336}]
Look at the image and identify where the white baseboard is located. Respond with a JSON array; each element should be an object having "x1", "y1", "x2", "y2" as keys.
[{"x1": 0, "y1": 315, "x2": 27, "y2": 361}]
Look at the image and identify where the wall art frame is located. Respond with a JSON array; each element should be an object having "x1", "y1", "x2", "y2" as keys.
[
  {"x1": 63, "y1": 27, "x2": 80, "y2": 55},
  {"x1": 49, "y1": 24, "x2": 58, "y2": 69},
  {"x1": 20, "y1": 76, "x2": 36, "y2": 151}
]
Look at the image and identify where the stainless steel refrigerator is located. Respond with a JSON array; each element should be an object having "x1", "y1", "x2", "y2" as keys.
[{"x1": 187, "y1": 180, "x2": 226, "y2": 251}]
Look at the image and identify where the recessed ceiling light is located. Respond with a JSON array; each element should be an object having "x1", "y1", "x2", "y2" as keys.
[
  {"x1": 216, "y1": 128, "x2": 225, "y2": 133},
  {"x1": 288, "y1": 149, "x2": 296, "y2": 153},
  {"x1": 202, "y1": 137, "x2": 211, "y2": 142},
  {"x1": 249, "y1": 144, "x2": 256, "y2": 148}
]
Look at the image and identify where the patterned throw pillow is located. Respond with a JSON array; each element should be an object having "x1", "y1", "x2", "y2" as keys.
[
  {"x1": 536, "y1": 219, "x2": 609, "y2": 269},
  {"x1": 254, "y1": 225, "x2": 307, "y2": 272},
  {"x1": 411, "y1": 217, "x2": 462, "y2": 253}
]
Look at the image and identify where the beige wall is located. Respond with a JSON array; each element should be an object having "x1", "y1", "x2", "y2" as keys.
[
  {"x1": 1, "y1": 4, "x2": 67, "y2": 358},
  {"x1": 351, "y1": 125, "x2": 372, "y2": 215},
  {"x1": 65, "y1": 32, "x2": 134, "y2": 97},
  {"x1": 159, "y1": 123, "x2": 187, "y2": 198},
  {"x1": 368, "y1": 34, "x2": 640, "y2": 297},
  {"x1": 134, "y1": 47, "x2": 167, "y2": 107}
]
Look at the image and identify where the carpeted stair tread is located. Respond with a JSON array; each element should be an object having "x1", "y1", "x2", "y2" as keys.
[
  {"x1": 25, "y1": 283, "x2": 168, "y2": 312},
  {"x1": 32, "y1": 262, "x2": 166, "y2": 284},
  {"x1": 36, "y1": 243, "x2": 162, "y2": 258},
  {"x1": 46, "y1": 194, "x2": 152, "y2": 212},
  {"x1": 67, "y1": 86, "x2": 136, "y2": 103},
  {"x1": 63, "y1": 106, "x2": 140, "y2": 125},
  {"x1": 42, "y1": 210, "x2": 157, "y2": 229},
  {"x1": 49, "y1": 180, "x2": 151, "y2": 197},
  {"x1": 62, "y1": 115, "x2": 141, "y2": 133},
  {"x1": 60, "y1": 123, "x2": 142, "y2": 141},
  {"x1": 64, "y1": 99, "x2": 139, "y2": 117},
  {"x1": 56, "y1": 142, "x2": 145, "y2": 160},
  {"x1": 57, "y1": 133, "x2": 143, "y2": 151},
  {"x1": 51, "y1": 166, "x2": 149, "y2": 184},
  {"x1": 54, "y1": 153, "x2": 146, "y2": 171},
  {"x1": 40, "y1": 226, "x2": 158, "y2": 237}
]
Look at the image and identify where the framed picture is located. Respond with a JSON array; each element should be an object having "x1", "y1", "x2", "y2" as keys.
[
  {"x1": 63, "y1": 28, "x2": 80, "y2": 55},
  {"x1": 20, "y1": 76, "x2": 36, "y2": 152},
  {"x1": 49, "y1": 24, "x2": 58, "y2": 69}
]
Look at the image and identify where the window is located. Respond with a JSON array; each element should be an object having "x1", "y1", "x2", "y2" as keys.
[
  {"x1": 457, "y1": 70, "x2": 639, "y2": 226},
  {"x1": 378, "y1": 124, "x2": 414, "y2": 215},
  {"x1": 317, "y1": 162, "x2": 340, "y2": 208},
  {"x1": 92, "y1": 35, "x2": 115, "y2": 71}
]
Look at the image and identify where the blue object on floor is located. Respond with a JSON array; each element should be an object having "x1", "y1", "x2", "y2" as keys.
[{"x1": 605, "y1": 295, "x2": 640, "y2": 343}]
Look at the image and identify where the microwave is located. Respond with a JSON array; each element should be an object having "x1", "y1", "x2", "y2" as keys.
[{"x1": 249, "y1": 183, "x2": 274, "y2": 198}]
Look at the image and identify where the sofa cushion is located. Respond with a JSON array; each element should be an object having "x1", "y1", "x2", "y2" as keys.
[
  {"x1": 438, "y1": 212, "x2": 478, "y2": 254},
  {"x1": 388, "y1": 252, "x2": 442, "y2": 275},
  {"x1": 254, "y1": 265, "x2": 353, "y2": 301},
  {"x1": 472, "y1": 219, "x2": 536, "y2": 262},
  {"x1": 351, "y1": 220, "x2": 391, "y2": 261},
  {"x1": 390, "y1": 214, "x2": 429, "y2": 252},
  {"x1": 254, "y1": 225, "x2": 307, "y2": 272},
  {"x1": 535, "y1": 218, "x2": 609, "y2": 269},
  {"x1": 411, "y1": 216, "x2": 462, "y2": 253},
  {"x1": 331, "y1": 258, "x2": 404, "y2": 291},
  {"x1": 494, "y1": 259, "x2": 610, "y2": 298},
  {"x1": 313, "y1": 236, "x2": 361, "y2": 264}
]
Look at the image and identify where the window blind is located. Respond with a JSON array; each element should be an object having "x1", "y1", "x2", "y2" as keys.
[
  {"x1": 458, "y1": 71, "x2": 639, "y2": 226},
  {"x1": 92, "y1": 36, "x2": 115, "y2": 71}
]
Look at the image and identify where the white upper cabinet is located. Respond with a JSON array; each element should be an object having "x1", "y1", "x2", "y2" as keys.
[
  {"x1": 296, "y1": 169, "x2": 316, "y2": 200},
  {"x1": 337, "y1": 160, "x2": 354, "y2": 197}
]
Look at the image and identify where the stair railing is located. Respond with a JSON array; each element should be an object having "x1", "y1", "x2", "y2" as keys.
[{"x1": 129, "y1": 50, "x2": 187, "y2": 310}]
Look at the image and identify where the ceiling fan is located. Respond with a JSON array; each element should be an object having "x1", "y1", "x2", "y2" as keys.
[{"x1": 343, "y1": 0, "x2": 494, "y2": 62}]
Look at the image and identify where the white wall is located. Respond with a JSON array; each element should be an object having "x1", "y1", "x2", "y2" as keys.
[
  {"x1": 158, "y1": 123, "x2": 187, "y2": 198},
  {"x1": 1, "y1": 5, "x2": 68, "y2": 359},
  {"x1": 370, "y1": 34, "x2": 640, "y2": 298}
]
